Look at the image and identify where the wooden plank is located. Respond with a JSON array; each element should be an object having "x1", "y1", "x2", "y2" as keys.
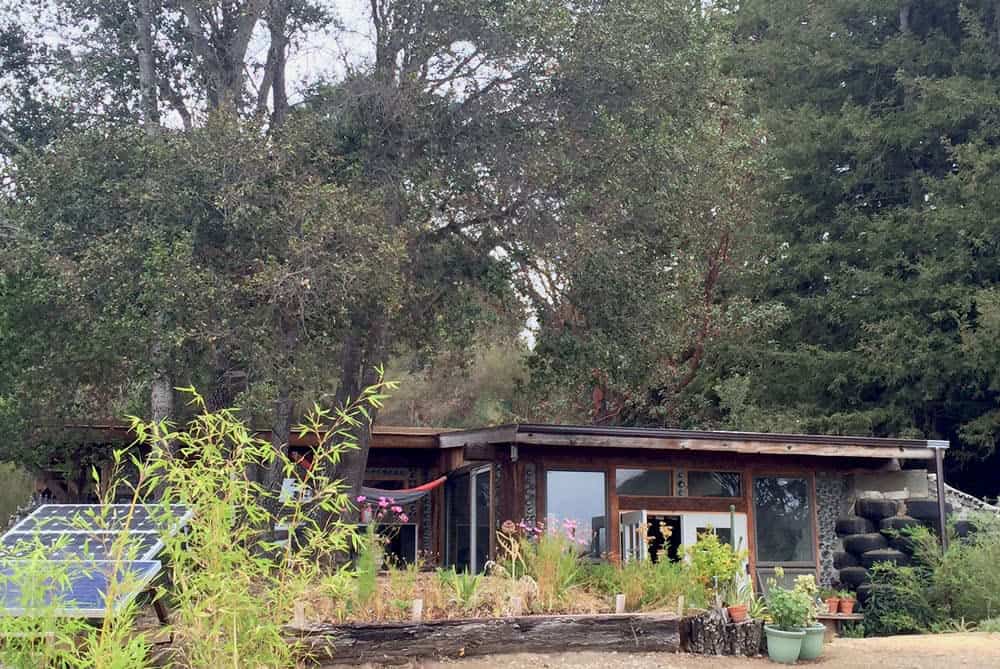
[
  {"x1": 285, "y1": 613, "x2": 681, "y2": 665},
  {"x1": 463, "y1": 444, "x2": 501, "y2": 461},
  {"x1": 617, "y1": 496, "x2": 747, "y2": 513},
  {"x1": 515, "y1": 433, "x2": 934, "y2": 460},
  {"x1": 439, "y1": 425, "x2": 519, "y2": 449}
]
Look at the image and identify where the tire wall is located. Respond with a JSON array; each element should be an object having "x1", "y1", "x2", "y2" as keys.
[{"x1": 816, "y1": 473, "x2": 853, "y2": 588}]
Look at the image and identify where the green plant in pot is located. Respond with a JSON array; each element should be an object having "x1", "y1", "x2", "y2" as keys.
[
  {"x1": 764, "y1": 570, "x2": 812, "y2": 664},
  {"x1": 793, "y1": 575, "x2": 826, "y2": 661},
  {"x1": 820, "y1": 587, "x2": 840, "y2": 614}
]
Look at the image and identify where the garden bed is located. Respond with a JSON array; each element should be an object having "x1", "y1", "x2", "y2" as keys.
[{"x1": 284, "y1": 612, "x2": 682, "y2": 665}]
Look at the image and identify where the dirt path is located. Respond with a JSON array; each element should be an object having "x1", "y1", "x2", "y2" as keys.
[{"x1": 406, "y1": 633, "x2": 1000, "y2": 669}]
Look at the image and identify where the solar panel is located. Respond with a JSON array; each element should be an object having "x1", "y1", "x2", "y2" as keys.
[
  {"x1": 8, "y1": 504, "x2": 191, "y2": 534},
  {"x1": 0, "y1": 531, "x2": 161, "y2": 561},
  {"x1": 0, "y1": 560, "x2": 161, "y2": 618}
]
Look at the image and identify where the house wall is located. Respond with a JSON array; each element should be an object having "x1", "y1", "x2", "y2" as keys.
[{"x1": 815, "y1": 472, "x2": 852, "y2": 587}]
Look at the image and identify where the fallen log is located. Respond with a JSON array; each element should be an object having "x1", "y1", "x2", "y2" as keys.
[{"x1": 285, "y1": 612, "x2": 681, "y2": 665}]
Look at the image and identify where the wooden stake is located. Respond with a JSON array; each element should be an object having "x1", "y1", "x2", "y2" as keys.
[
  {"x1": 411, "y1": 599, "x2": 424, "y2": 622},
  {"x1": 676, "y1": 595, "x2": 685, "y2": 617},
  {"x1": 615, "y1": 594, "x2": 626, "y2": 613},
  {"x1": 292, "y1": 601, "x2": 306, "y2": 627},
  {"x1": 510, "y1": 596, "x2": 523, "y2": 616}
]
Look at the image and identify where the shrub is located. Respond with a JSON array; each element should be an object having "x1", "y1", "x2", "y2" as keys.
[
  {"x1": 685, "y1": 529, "x2": 747, "y2": 606},
  {"x1": 864, "y1": 562, "x2": 937, "y2": 636},
  {"x1": 523, "y1": 528, "x2": 582, "y2": 611},
  {"x1": 437, "y1": 568, "x2": 483, "y2": 611},
  {"x1": 929, "y1": 513, "x2": 1000, "y2": 622},
  {"x1": 979, "y1": 617, "x2": 1000, "y2": 633}
]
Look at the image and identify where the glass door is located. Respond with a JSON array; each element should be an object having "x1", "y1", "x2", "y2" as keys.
[{"x1": 445, "y1": 466, "x2": 492, "y2": 572}]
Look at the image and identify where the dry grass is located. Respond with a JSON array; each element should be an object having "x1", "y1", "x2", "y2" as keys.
[{"x1": 300, "y1": 572, "x2": 614, "y2": 624}]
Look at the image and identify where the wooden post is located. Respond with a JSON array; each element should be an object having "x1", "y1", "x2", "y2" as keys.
[
  {"x1": 510, "y1": 596, "x2": 523, "y2": 616},
  {"x1": 934, "y1": 444, "x2": 949, "y2": 551},
  {"x1": 411, "y1": 599, "x2": 424, "y2": 622},
  {"x1": 676, "y1": 595, "x2": 685, "y2": 617},
  {"x1": 293, "y1": 601, "x2": 306, "y2": 627},
  {"x1": 614, "y1": 594, "x2": 626, "y2": 613}
]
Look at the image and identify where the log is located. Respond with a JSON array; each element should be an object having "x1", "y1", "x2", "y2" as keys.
[
  {"x1": 285, "y1": 612, "x2": 681, "y2": 665},
  {"x1": 683, "y1": 609, "x2": 762, "y2": 657}
]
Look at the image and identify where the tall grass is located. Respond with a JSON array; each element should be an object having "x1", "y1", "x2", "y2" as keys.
[{"x1": 0, "y1": 377, "x2": 394, "y2": 668}]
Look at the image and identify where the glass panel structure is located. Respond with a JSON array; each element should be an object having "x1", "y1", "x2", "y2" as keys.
[
  {"x1": 753, "y1": 476, "x2": 815, "y2": 564},
  {"x1": 546, "y1": 470, "x2": 606, "y2": 557},
  {"x1": 615, "y1": 469, "x2": 672, "y2": 496},
  {"x1": 687, "y1": 471, "x2": 742, "y2": 497}
]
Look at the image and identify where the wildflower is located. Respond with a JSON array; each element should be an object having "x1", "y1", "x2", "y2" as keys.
[
  {"x1": 356, "y1": 495, "x2": 367, "y2": 503},
  {"x1": 391, "y1": 505, "x2": 403, "y2": 514},
  {"x1": 399, "y1": 513, "x2": 409, "y2": 523},
  {"x1": 502, "y1": 520, "x2": 517, "y2": 534},
  {"x1": 378, "y1": 498, "x2": 389, "y2": 509}
]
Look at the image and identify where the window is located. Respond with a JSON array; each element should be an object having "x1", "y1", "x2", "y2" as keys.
[
  {"x1": 688, "y1": 471, "x2": 742, "y2": 497},
  {"x1": 546, "y1": 470, "x2": 607, "y2": 557},
  {"x1": 445, "y1": 466, "x2": 492, "y2": 573},
  {"x1": 753, "y1": 476, "x2": 815, "y2": 565},
  {"x1": 615, "y1": 468, "x2": 672, "y2": 496}
]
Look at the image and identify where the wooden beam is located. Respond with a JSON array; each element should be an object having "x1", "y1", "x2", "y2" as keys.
[
  {"x1": 515, "y1": 433, "x2": 933, "y2": 460},
  {"x1": 285, "y1": 613, "x2": 681, "y2": 664},
  {"x1": 617, "y1": 496, "x2": 747, "y2": 513},
  {"x1": 439, "y1": 425, "x2": 519, "y2": 449}
]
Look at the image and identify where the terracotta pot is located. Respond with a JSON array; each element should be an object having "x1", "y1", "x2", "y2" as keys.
[
  {"x1": 727, "y1": 604, "x2": 748, "y2": 623},
  {"x1": 839, "y1": 598, "x2": 856, "y2": 614},
  {"x1": 825, "y1": 597, "x2": 840, "y2": 614}
]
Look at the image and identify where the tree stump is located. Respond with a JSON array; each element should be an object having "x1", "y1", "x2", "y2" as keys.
[{"x1": 683, "y1": 609, "x2": 763, "y2": 657}]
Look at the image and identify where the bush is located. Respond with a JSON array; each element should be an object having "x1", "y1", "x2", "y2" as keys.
[
  {"x1": 929, "y1": 514, "x2": 1000, "y2": 622},
  {"x1": 864, "y1": 562, "x2": 938, "y2": 636}
]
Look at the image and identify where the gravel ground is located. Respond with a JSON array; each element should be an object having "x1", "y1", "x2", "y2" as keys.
[{"x1": 398, "y1": 633, "x2": 1000, "y2": 669}]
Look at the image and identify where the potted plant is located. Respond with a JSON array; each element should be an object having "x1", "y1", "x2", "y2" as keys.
[
  {"x1": 725, "y1": 579, "x2": 751, "y2": 623},
  {"x1": 764, "y1": 574, "x2": 811, "y2": 664},
  {"x1": 793, "y1": 575, "x2": 826, "y2": 661},
  {"x1": 838, "y1": 589, "x2": 856, "y2": 614},
  {"x1": 820, "y1": 587, "x2": 840, "y2": 614}
]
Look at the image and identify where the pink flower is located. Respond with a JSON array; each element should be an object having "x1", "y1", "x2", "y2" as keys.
[
  {"x1": 356, "y1": 495, "x2": 367, "y2": 503},
  {"x1": 377, "y1": 498, "x2": 389, "y2": 509},
  {"x1": 390, "y1": 505, "x2": 403, "y2": 514},
  {"x1": 399, "y1": 514, "x2": 409, "y2": 523}
]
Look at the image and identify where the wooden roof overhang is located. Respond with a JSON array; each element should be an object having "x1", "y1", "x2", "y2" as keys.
[
  {"x1": 438, "y1": 424, "x2": 946, "y2": 460},
  {"x1": 63, "y1": 424, "x2": 453, "y2": 450}
]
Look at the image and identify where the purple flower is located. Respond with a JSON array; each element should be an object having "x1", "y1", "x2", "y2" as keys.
[
  {"x1": 378, "y1": 498, "x2": 389, "y2": 509},
  {"x1": 399, "y1": 513, "x2": 409, "y2": 523},
  {"x1": 390, "y1": 505, "x2": 403, "y2": 514},
  {"x1": 356, "y1": 495, "x2": 367, "y2": 503}
]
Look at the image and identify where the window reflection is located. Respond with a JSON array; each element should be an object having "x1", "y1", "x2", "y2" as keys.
[
  {"x1": 546, "y1": 470, "x2": 606, "y2": 557},
  {"x1": 687, "y1": 471, "x2": 742, "y2": 497},
  {"x1": 615, "y1": 469, "x2": 672, "y2": 496},
  {"x1": 753, "y1": 476, "x2": 814, "y2": 564}
]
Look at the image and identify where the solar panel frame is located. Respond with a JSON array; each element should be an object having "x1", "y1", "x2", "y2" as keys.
[
  {"x1": 2, "y1": 504, "x2": 193, "y2": 562},
  {"x1": 0, "y1": 560, "x2": 162, "y2": 618}
]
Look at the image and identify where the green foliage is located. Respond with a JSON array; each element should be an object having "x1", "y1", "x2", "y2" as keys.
[
  {"x1": 437, "y1": 568, "x2": 483, "y2": 611},
  {"x1": 928, "y1": 514, "x2": 1000, "y2": 622},
  {"x1": 765, "y1": 570, "x2": 813, "y2": 631},
  {"x1": 978, "y1": 617, "x2": 1000, "y2": 633},
  {"x1": 714, "y1": 0, "x2": 1000, "y2": 492},
  {"x1": 685, "y1": 529, "x2": 748, "y2": 604},
  {"x1": 581, "y1": 558, "x2": 707, "y2": 612},
  {"x1": 355, "y1": 524, "x2": 381, "y2": 606},
  {"x1": 0, "y1": 462, "x2": 33, "y2": 523},
  {"x1": 865, "y1": 562, "x2": 938, "y2": 636},
  {"x1": 521, "y1": 530, "x2": 582, "y2": 612},
  {"x1": 841, "y1": 622, "x2": 866, "y2": 639},
  {"x1": 0, "y1": 378, "x2": 388, "y2": 668}
]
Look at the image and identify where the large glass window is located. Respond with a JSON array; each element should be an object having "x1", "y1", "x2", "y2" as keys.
[
  {"x1": 753, "y1": 476, "x2": 815, "y2": 564},
  {"x1": 616, "y1": 469, "x2": 672, "y2": 496},
  {"x1": 546, "y1": 470, "x2": 607, "y2": 557},
  {"x1": 688, "y1": 471, "x2": 742, "y2": 497}
]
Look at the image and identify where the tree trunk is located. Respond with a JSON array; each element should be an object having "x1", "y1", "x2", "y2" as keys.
[
  {"x1": 136, "y1": 0, "x2": 160, "y2": 134},
  {"x1": 266, "y1": 0, "x2": 290, "y2": 128}
]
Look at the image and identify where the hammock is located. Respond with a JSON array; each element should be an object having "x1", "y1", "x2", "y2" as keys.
[{"x1": 360, "y1": 475, "x2": 447, "y2": 505}]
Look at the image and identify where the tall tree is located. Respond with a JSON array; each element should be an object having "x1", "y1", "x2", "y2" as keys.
[{"x1": 719, "y1": 0, "x2": 1000, "y2": 496}]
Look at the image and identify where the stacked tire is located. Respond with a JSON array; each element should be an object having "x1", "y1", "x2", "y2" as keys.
[{"x1": 834, "y1": 499, "x2": 912, "y2": 602}]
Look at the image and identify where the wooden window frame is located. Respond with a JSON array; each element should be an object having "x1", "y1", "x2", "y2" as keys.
[{"x1": 750, "y1": 472, "x2": 820, "y2": 572}]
